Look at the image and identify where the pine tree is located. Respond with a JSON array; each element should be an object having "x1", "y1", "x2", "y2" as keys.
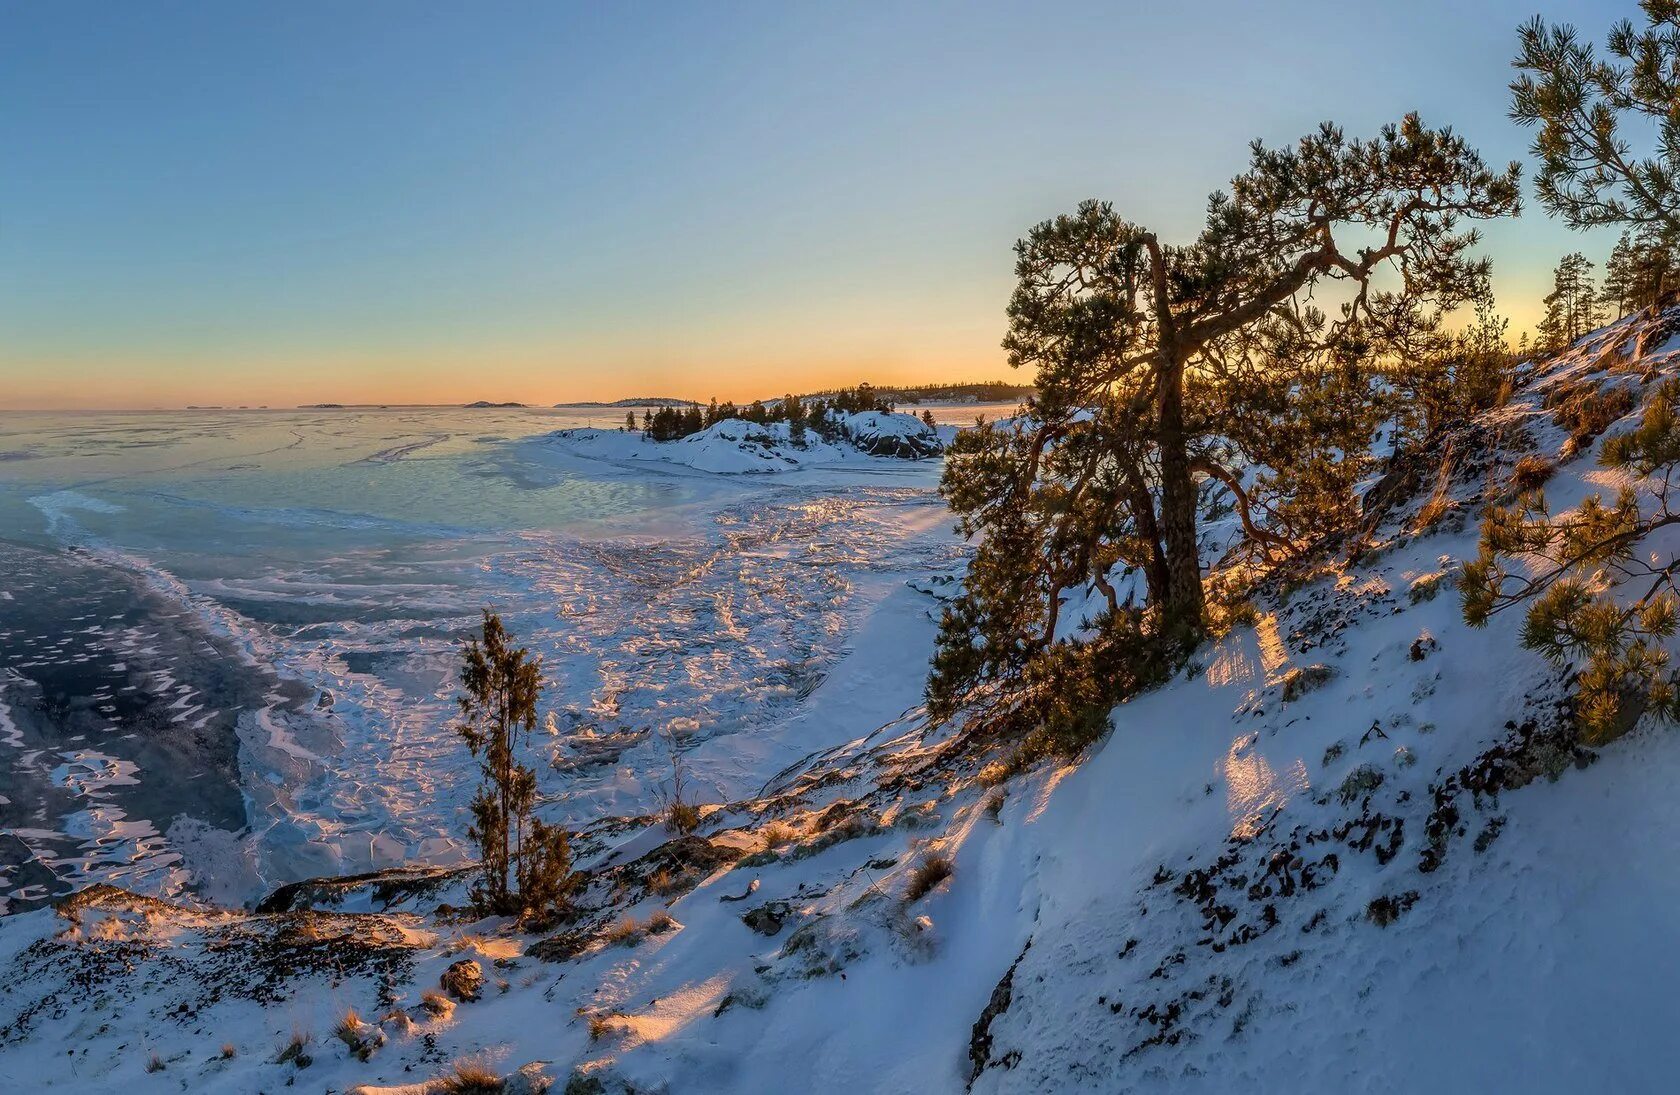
[
  {"x1": 1613, "y1": 227, "x2": 1680, "y2": 313},
  {"x1": 1463, "y1": 376, "x2": 1680, "y2": 744},
  {"x1": 1512, "y1": 2, "x2": 1680, "y2": 236},
  {"x1": 1395, "y1": 293, "x2": 1514, "y2": 445},
  {"x1": 456, "y1": 610, "x2": 573, "y2": 916},
  {"x1": 1539, "y1": 253, "x2": 1602, "y2": 349},
  {"x1": 930, "y1": 115, "x2": 1518, "y2": 752},
  {"x1": 624, "y1": 411, "x2": 636, "y2": 432},
  {"x1": 1604, "y1": 234, "x2": 1637, "y2": 317}
]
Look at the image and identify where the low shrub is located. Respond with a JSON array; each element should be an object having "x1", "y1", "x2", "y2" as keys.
[{"x1": 667, "y1": 800, "x2": 702, "y2": 836}]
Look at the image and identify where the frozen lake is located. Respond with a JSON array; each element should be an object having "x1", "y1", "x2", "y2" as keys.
[{"x1": 0, "y1": 404, "x2": 993, "y2": 909}]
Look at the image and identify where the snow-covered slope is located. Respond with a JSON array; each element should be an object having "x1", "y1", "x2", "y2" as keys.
[{"x1": 7, "y1": 314, "x2": 1680, "y2": 1092}]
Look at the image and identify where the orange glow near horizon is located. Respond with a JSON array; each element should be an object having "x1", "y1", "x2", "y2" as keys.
[{"x1": 0, "y1": 339, "x2": 1016, "y2": 411}]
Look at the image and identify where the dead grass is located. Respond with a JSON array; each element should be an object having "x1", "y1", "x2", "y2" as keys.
[
  {"x1": 219, "y1": 1043, "x2": 237, "y2": 1060},
  {"x1": 601, "y1": 916, "x2": 645, "y2": 947},
  {"x1": 1509, "y1": 454, "x2": 1557, "y2": 492},
  {"x1": 273, "y1": 1026, "x2": 313, "y2": 1068},
  {"x1": 759, "y1": 820, "x2": 798, "y2": 849},
  {"x1": 905, "y1": 854, "x2": 954, "y2": 902},
  {"x1": 648, "y1": 867, "x2": 677, "y2": 896},
  {"x1": 419, "y1": 988, "x2": 454, "y2": 1017},
  {"x1": 334, "y1": 1006, "x2": 363, "y2": 1044},
  {"x1": 667, "y1": 800, "x2": 702, "y2": 835},
  {"x1": 1545, "y1": 379, "x2": 1637, "y2": 450},
  {"x1": 1411, "y1": 488, "x2": 1454, "y2": 534},
  {"x1": 145, "y1": 1052, "x2": 165, "y2": 1073},
  {"x1": 437, "y1": 1058, "x2": 504, "y2": 1094},
  {"x1": 645, "y1": 909, "x2": 677, "y2": 934},
  {"x1": 380, "y1": 1007, "x2": 417, "y2": 1036}
]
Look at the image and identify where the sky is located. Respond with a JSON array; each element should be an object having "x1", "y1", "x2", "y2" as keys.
[{"x1": 0, "y1": 0, "x2": 1628, "y2": 410}]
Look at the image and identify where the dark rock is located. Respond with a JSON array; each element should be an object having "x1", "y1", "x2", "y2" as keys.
[{"x1": 742, "y1": 900, "x2": 793, "y2": 937}]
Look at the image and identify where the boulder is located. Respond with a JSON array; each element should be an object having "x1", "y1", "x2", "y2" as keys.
[
  {"x1": 839, "y1": 411, "x2": 943, "y2": 459},
  {"x1": 742, "y1": 900, "x2": 793, "y2": 937},
  {"x1": 441, "y1": 958, "x2": 484, "y2": 1002}
]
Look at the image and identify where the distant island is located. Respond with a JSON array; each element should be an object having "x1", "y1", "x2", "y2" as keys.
[
  {"x1": 284, "y1": 387, "x2": 1028, "y2": 413},
  {"x1": 559, "y1": 397, "x2": 701, "y2": 409},
  {"x1": 794, "y1": 381, "x2": 1032, "y2": 405}
]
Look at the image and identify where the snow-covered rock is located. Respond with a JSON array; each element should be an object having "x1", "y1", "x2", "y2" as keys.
[
  {"x1": 830, "y1": 410, "x2": 943, "y2": 458},
  {"x1": 538, "y1": 409, "x2": 946, "y2": 475}
]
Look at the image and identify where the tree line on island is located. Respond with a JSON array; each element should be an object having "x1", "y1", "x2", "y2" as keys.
[
  {"x1": 626, "y1": 384, "x2": 932, "y2": 442},
  {"x1": 451, "y1": 1, "x2": 1680, "y2": 923}
]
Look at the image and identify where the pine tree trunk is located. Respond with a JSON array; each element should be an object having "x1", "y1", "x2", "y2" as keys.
[
  {"x1": 1121, "y1": 462, "x2": 1169, "y2": 608},
  {"x1": 1156, "y1": 359, "x2": 1205, "y2": 643}
]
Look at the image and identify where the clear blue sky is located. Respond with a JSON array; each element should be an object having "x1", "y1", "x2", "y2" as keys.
[{"x1": 0, "y1": 0, "x2": 1622, "y2": 408}]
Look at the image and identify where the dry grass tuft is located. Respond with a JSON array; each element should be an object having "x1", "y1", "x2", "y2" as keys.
[
  {"x1": 1412, "y1": 488, "x2": 1454, "y2": 534},
  {"x1": 275, "y1": 1026, "x2": 312, "y2": 1067},
  {"x1": 145, "y1": 1052, "x2": 165, "y2": 1074},
  {"x1": 437, "y1": 1058, "x2": 504, "y2": 1094},
  {"x1": 219, "y1": 1043, "x2": 237, "y2": 1060},
  {"x1": 334, "y1": 1006, "x2": 363, "y2": 1043},
  {"x1": 759, "y1": 820, "x2": 798, "y2": 849},
  {"x1": 1509, "y1": 454, "x2": 1557, "y2": 492},
  {"x1": 905, "y1": 854, "x2": 954, "y2": 902},
  {"x1": 419, "y1": 988, "x2": 454, "y2": 1018},
  {"x1": 602, "y1": 916, "x2": 645, "y2": 947},
  {"x1": 645, "y1": 909, "x2": 677, "y2": 934},
  {"x1": 667, "y1": 800, "x2": 702, "y2": 835}
]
